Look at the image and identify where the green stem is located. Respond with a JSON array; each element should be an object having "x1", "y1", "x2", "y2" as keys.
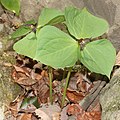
[
  {"x1": 48, "y1": 66, "x2": 53, "y2": 105},
  {"x1": 61, "y1": 68, "x2": 72, "y2": 108}
]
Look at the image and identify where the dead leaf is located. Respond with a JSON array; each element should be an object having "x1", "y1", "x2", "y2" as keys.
[
  {"x1": 35, "y1": 109, "x2": 51, "y2": 120},
  {"x1": 35, "y1": 104, "x2": 61, "y2": 120},
  {"x1": 17, "y1": 77, "x2": 37, "y2": 86},
  {"x1": 66, "y1": 89, "x2": 85, "y2": 103},
  {"x1": 12, "y1": 69, "x2": 37, "y2": 86},
  {"x1": 20, "y1": 114, "x2": 32, "y2": 120},
  {"x1": 60, "y1": 106, "x2": 68, "y2": 120},
  {"x1": 32, "y1": 70, "x2": 50, "y2": 103},
  {"x1": 30, "y1": 70, "x2": 42, "y2": 80},
  {"x1": 67, "y1": 104, "x2": 83, "y2": 117},
  {"x1": 76, "y1": 73, "x2": 90, "y2": 93},
  {"x1": 77, "y1": 111, "x2": 101, "y2": 120},
  {"x1": 67, "y1": 104, "x2": 101, "y2": 120},
  {"x1": 13, "y1": 65, "x2": 30, "y2": 77}
]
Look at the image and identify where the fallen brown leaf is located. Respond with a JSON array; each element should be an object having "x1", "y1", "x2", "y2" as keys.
[
  {"x1": 13, "y1": 65, "x2": 30, "y2": 77},
  {"x1": 20, "y1": 114, "x2": 32, "y2": 120},
  {"x1": 77, "y1": 111, "x2": 101, "y2": 120},
  {"x1": 66, "y1": 89, "x2": 85, "y2": 103},
  {"x1": 60, "y1": 106, "x2": 68, "y2": 120},
  {"x1": 67, "y1": 104, "x2": 83, "y2": 116},
  {"x1": 35, "y1": 104, "x2": 60, "y2": 120},
  {"x1": 16, "y1": 77, "x2": 37, "y2": 86},
  {"x1": 30, "y1": 70, "x2": 42, "y2": 80},
  {"x1": 35, "y1": 109, "x2": 51, "y2": 120},
  {"x1": 67, "y1": 104, "x2": 101, "y2": 120},
  {"x1": 32, "y1": 70, "x2": 50, "y2": 103}
]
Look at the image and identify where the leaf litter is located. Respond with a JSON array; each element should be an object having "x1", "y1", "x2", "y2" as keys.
[{"x1": 5, "y1": 55, "x2": 105, "y2": 120}]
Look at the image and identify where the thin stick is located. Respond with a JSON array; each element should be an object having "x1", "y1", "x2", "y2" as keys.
[
  {"x1": 48, "y1": 66, "x2": 53, "y2": 105},
  {"x1": 61, "y1": 68, "x2": 72, "y2": 108}
]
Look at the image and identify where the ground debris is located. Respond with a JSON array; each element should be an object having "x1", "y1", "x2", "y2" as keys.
[{"x1": 5, "y1": 55, "x2": 104, "y2": 120}]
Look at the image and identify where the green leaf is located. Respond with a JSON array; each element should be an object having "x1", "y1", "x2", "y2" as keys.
[
  {"x1": 65, "y1": 7, "x2": 109, "y2": 39},
  {"x1": 35, "y1": 25, "x2": 79, "y2": 69},
  {"x1": 79, "y1": 39, "x2": 116, "y2": 78},
  {"x1": 20, "y1": 97, "x2": 40, "y2": 109},
  {"x1": 24, "y1": 19, "x2": 36, "y2": 25},
  {"x1": 1, "y1": 0, "x2": 20, "y2": 15},
  {"x1": 38, "y1": 8, "x2": 64, "y2": 28},
  {"x1": 10, "y1": 26, "x2": 32, "y2": 39},
  {"x1": 13, "y1": 32, "x2": 37, "y2": 59}
]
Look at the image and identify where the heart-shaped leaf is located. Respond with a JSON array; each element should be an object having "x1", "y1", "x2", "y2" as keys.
[
  {"x1": 38, "y1": 8, "x2": 64, "y2": 28},
  {"x1": 10, "y1": 26, "x2": 32, "y2": 39},
  {"x1": 79, "y1": 39, "x2": 116, "y2": 78},
  {"x1": 13, "y1": 32, "x2": 37, "y2": 59},
  {"x1": 65, "y1": 7, "x2": 109, "y2": 39},
  {"x1": 1, "y1": 0, "x2": 20, "y2": 15},
  {"x1": 35, "y1": 25, "x2": 79, "y2": 69}
]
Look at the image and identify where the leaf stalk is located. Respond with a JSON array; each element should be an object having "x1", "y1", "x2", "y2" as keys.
[{"x1": 61, "y1": 68, "x2": 72, "y2": 108}]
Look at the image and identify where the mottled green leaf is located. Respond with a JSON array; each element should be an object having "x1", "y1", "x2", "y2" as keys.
[
  {"x1": 65, "y1": 7, "x2": 109, "y2": 39},
  {"x1": 38, "y1": 8, "x2": 64, "y2": 28},
  {"x1": 13, "y1": 32, "x2": 37, "y2": 59},
  {"x1": 35, "y1": 25, "x2": 79, "y2": 69},
  {"x1": 79, "y1": 39, "x2": 116, "y2": 78},
  {"x1": 1, "y1": 0, "x2": 20, "y2": 15}
]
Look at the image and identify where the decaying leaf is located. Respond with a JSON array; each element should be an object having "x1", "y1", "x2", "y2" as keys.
[
  {"x1": 60, "y1": 106, "x2": 68, "y2": 120},
  {"x1": 35, "y1": 104, "x2": 61, "y2": 120},
  {"x1": 66, "y1": 89, "x2": 85, "y2": 103},
  {"x1": 35, "y1": 109, "x2": 51, "y2": 120},
  {"x1": 13, "y1": 65, "x2": 30, "y2": 77},
  {"x1": 20, "y1": 113, "x2": 32, "y2": 120},
  {"x1": 67, "y1": 104, "x2": 101, "y2": 120},
  {"x1": 32, "y1": 70, "x2": 50, "y2": 103}
]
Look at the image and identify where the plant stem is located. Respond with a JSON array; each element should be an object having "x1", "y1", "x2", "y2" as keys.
[
  {"x1": 61, "y1": 68, "x2": 72, "y2": 108},
  {"x1": 48, "y1": 66, "x2": 53, "y2": 105}
]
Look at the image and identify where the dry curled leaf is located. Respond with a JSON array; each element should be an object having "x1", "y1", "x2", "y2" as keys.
[
  {"x1": 35, "y1": 104, "x2": 60, "y2": 120},
  {"x1": 16, "y1": 77, "x2": 37, "y2": 86},
  {"x1": 67, "y1": 104, "x2": 101, "y2": 120},
  {"x1": 60, "y1": 106, "x2": 68, "y2": 120},
  {"x1": 67, "y1": 104, "x2": 83, "y2": 116},
  {"x1": 77, "y1": 111, "x2": 101, "y2": 120},
  {"x1": 32, "y1": 70, "x2": 50, "y2": 103},
  {"x1": 35, "y1": 109, "x2": 51, "y2": 120},
  {"x1": 13, "y1": 65, "x2": 30, "y2": 76},
  {"x1": 66, "y1": 89, "x2": 85, "y2": 103},
  {"x1": 20, "y1": 113, "x2": 32, "y2": 120}
]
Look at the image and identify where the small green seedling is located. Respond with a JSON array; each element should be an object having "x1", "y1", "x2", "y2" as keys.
[
  {"x1": 12, "y1": 7, "x2": 116, "y2": 108},
  {"x1": 0, "y1": 0, "x2": 20, "y2": 15}
]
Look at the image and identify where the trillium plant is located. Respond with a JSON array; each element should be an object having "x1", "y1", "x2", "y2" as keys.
[{"x1": 11, "y1": 7, "x2": 116, "y2": 108}]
